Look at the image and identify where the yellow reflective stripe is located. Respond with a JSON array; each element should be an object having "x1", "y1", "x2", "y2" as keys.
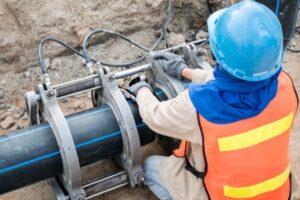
[
  {"x1": 224, "y1": 164, "x2": 290, "y2": 198},
  {"x1": 218, "y1": 112, "x2": 294, "y2": 152}
]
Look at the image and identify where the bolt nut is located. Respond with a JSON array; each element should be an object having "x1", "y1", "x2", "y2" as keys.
[
  {"x1": 137, "y1": 175, "x2": 145, "y2": 183},
  {"x1": 75, "y1": 195, "x2": 85, "y2": 200},
  {"x1": 47, "y1": 89, "x2": 55, "y2": 97},
  {"x1": 86, "y1": 62, "x2": 93, "y2": 68},
  {"x1": 108, "y1": 74, "x2": 116, "y2": 80}
]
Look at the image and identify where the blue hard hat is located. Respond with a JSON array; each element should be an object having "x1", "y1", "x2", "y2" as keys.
[{"x1": 207, "y1": 0, "x2": 283, "y2": 81}]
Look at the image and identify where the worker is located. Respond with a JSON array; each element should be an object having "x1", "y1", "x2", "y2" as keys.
[{"x1": 128, "y1": 1, "x2": 299, "y2": 200}]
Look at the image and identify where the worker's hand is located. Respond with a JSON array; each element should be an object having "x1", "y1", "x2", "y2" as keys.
[
  {"x1": 153, "y1": 52, "x2": 187, "y2": 79},
  {"x1": 120, "y1": 88, "x2": 137, "y2": 102},
  {"x1": 128, "y1": 81, "x2": 152, "y2": 97}
]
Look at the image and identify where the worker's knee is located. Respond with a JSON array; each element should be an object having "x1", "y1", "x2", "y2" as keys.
[
  {"x1": 143, "y1": 155, "x2": 166, "y2": 172},
  {"x1": 143, "y1": 155, "x2": 167, "y2": 181}
]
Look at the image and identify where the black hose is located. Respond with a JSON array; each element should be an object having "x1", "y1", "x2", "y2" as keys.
[
  {"x1": 38, "y1": 0, "x2": 172, "y2": 76},
  {"x1": 37, "y1": 37, "x2": 96, "y2": 76},
  {"x1": 207, "y1": 0, "x2": 213, "y2": 14},
  {"x1": 82, "y1": 29, "x2": 151, "y2": 66},
  {"x1": 82, "y1": 0, "x2": 172, "y2": 67},
  {"x1": 37, "y1": 29, "x2": 160, "y2": 78}
]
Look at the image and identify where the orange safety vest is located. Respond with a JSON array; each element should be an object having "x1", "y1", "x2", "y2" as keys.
[{"x1": 173, "y1": 72, "x2": 299, "y2": 200}]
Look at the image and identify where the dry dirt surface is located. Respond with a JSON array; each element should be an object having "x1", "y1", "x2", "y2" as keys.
[
  {"x1": 0, "y1": 0, "x2": 212, "y2": 73},
  {"x1": 0, "y1": 1, "x2": 299, "y2": 200}
]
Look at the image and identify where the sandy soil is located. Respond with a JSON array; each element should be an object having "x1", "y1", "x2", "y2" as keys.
[{"x1": 0, "y1": 0, "x2": 211, "y2": 73}]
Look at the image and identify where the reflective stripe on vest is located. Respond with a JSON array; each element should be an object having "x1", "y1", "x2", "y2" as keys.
[
  {"x1": 224, "y1": 164, "x2": 291, "y2": 198},
  {"x1": 198, "y1": 72, "x2": 298, "y2": 200},
  {"x1": 218, "y1": 111, "x2": 294, "y2": 152}
]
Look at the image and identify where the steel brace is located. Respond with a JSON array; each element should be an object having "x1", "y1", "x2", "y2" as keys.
[
  {"x1": 97, "y1": 67, "x2": 144, "y2": 187},
  {"x1": 38, "y1": 85, "x2": 85, "y2": 200}
]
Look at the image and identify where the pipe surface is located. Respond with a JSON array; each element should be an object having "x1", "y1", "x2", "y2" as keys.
[{"x1": 0, "y1": 91, "x2": 167, "y2": 194}]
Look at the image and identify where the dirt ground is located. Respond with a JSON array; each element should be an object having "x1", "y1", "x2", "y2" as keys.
[
  {"x1": 0, "y1": 0, "x2": 212, "y2": 73},
  {"x1": 0, "y1": 1, "x2": 299, "y2": 200}
]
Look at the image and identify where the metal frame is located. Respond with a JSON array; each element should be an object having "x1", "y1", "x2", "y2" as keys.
[
  {"x1": 38, "y1": 85, "x2": 85, "y2": 200},
  {"x1": 83, "y1": 171, "x2": 128, "y2": 199},
  {"x1": 97, "y1": 67, "x2": 144, "y2": 187},
  {"x1": 146, "y1": 55, "x2": 185, "y2": 99},
  {"x1": 25, "y1": 91, "x2": 39, "y2": 125}
]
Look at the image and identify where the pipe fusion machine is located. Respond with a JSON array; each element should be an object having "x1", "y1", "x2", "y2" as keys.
[{"x1": 0, "y1": 34, "x2": 212, "y2": 199}]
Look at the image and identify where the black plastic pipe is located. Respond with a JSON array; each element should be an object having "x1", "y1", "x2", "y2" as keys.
[{"x1": 0, "y1": 91, "x2": 167, "y2": 194}]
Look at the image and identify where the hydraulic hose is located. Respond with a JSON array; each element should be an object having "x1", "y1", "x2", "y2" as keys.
[
  {"x1": 82, "y1": 0, "x2": 172, "y2": 67},
  {"x1": 81, "y1": 29, "x2": 151, "y2": 67},
  {"x1": 38, "y1": 0, "x2": 173, "y2": 79},
  {"x1": 37, "y1": 37, "x2": 96, "y2": 77}
]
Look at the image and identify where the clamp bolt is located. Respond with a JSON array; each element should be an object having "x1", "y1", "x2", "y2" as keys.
[
  {"x1": 47, "y1": 89, "x2": 55, "y2": 97},
  {"x1": 137, "y1": 175, "x2": 145, "y2": 183},
  {"x1": 75, "y1": 195, "x2": 85, "y2": 200},
  {"x1": 108, "y1": 74, "x2": 116, "y2": 80}
]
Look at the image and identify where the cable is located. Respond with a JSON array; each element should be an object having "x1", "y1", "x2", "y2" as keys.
[
  {"x1": 275, "y1": 0, "x2": 280, "y2": 16},
  {"x1": 37, "y1": 0, "x2": 172, "y2": 78},
  {"x1": 38, "y1": 0, "x2": 172, "y2": 81},
  {"x1": 82, "y1": 29, "x2": 151, "y2": 66},
  {"x1": 82, "y1": 0, "x2": 172, "y2": 67},
  {"x1": 206, "y1": 0, "x2": 213, "y2": 14},
  {"x1": 37, "y1": 37, "x2": 94, "y2": 76}
]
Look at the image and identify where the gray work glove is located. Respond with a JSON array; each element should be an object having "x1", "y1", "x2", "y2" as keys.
[
  {"x1": 153, "y1": 52, "x2": 186, "y2": 79},
  {"x1": 128, "y1": 81, "x2": 152, "y2": 97}
]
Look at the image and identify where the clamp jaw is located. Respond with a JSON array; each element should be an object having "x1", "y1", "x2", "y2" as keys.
[
  {"x1": 25, "y1": 84, "x2": 85, "y2": 200},
  {"x1": 96, "y1": 67, "x2": 144, "y2": 187},
  {"x1": 146, "y1": 54, "x2": 185, "y2": 99},
  {"x1": 181, "y1": 43, "x2": 212, "y2": 70}
]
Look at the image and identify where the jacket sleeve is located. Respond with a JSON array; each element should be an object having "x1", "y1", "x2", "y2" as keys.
[
  {"x1": 136, "y1": 69, "x2": 214, "y2": 144},
  {"x1": 191, "y1": 69, "x2": 214, "y2": 84},
  {"x1": 136, "y1": 89, "x2": 202, "y2": 144}
]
